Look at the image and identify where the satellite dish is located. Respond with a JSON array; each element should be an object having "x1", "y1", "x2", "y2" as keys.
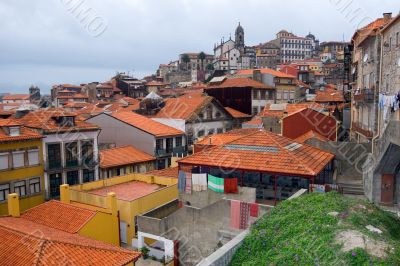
[{"x1": 363, "y1": 53, "x2": 369, "y2": 63}]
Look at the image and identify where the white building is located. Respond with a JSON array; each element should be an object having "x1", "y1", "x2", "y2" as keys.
[
  {"x1": 1, "y1": 94, "x2": 30, "y2": 104},
  {"x1": 87, "y1": 111, "x2": 186, "y2": 170},
  {"x1": 276, "y1": 30, "x2": 314, "y2": 63},
  {"x1": 16, "y1": 109, "x2": 100, "y2": 199}
]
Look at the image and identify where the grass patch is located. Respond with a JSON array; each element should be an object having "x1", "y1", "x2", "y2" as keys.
[{"x1": 230, "y1": 192, "x2": 400, "y2": 266}]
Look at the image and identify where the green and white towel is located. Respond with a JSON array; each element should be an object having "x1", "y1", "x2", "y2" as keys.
[{"x1": 208, "y1": 174, "x2": 224, "y2": 193}]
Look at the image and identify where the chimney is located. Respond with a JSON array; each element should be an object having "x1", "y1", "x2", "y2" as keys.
[
  {"x1": 8, "y1": 193, "x2": 20, "y2": 217},
  {"x1": 60, "y1": 184, "x2": 70, "y2": 204},
  {"x1": 253, "y1": 70, "x2": 262, "y2": 83},
  {"x1": 107, "y1": 192, "x2": 118, "y2": 216},
  {"x1": 383, "y1": 12, "x2": 392, "y2": 22}
]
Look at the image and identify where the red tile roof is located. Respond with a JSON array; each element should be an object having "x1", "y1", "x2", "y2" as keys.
[
  {"x1": 295, "y1": 130, "x2": 330, "y2": 143},
  {"x1": 100, "y1": 145, "x2": 155, "y2": 168},
  {"x1": 0, "y1": 217, "x2": 140, "y2": 265},
  {"x1": 315, "y1": 88, "x2": 345, "y2": 103},
  {"x1": 120, "y1": 97, "x2": 140, "y2": 105},
  {"x1": 21, "y1": 200, "x2": 96, "y2": 234},
  {"x1": 89, "y1": 181, "x2": 164, "y2": 201},
  {"x1": 260, "y1": 103, "x2": 325, "y2": 118},
  {"x1": 16, "y1": 109, "x2": 100, "y2": 133},
  {"x1": 2, "y1": 94, "x2": 30, "y2": 101},
  {"x1": 179, "y1": 130, "x2": 334, "y2": 177},
  {"x1": 0, "y1": 119, "x2": 43, "y2": 143},
  {"x1": 195, "y1": 128, "x2": 260, "y2": 146},
  {"x1": 224, "y1": 107, "x2": 252, "y2": 119},
  {"x1": 111, "y1": 112, "x2": 184, "y2": 137},
  {"x1": 146, "y1": 166, "x2": 179, "y2": 179},
  {"x1": 56, "y1": 93, "x2": 88, "y2": 99},
  {"x1": 236, "y1": 68, "x2": 296, "y2": 78},
  {"x1": 207, "y1": 77, "x2": 274, "y2": 90},
  {"x1": 152, "y1": 94, "x2": 214, "y2": 121}
]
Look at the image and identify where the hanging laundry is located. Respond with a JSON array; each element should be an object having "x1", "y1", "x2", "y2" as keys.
[
  {"x1": 249, "y1": 203, "x2": 259, "y2": 217},
  {"x1": 208, "y1": 174, "x2": 224, "y2": 193},
  {"x1": 230, "y1": 200, "x2": 241, "y2": 229},
  {"x1": 185, "y1": 172, "x2": 192, "y2": 194},
  {"x1": 224, "y1": 178, "x2": 239, "y2": 194},
  {"x1": 178, "y1": 171, "x2": 186, "y2": 192},
  {"x1": 239, "y1": 201, "x2": 250, "y2": 229},
  {"x1": 192, "y1": 173, "x2": 207, "y2": 191}
]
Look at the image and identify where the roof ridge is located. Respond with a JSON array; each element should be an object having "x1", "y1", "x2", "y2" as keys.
[{"x1": 34, "y1": 239, "x2": 48, "y2": 265}]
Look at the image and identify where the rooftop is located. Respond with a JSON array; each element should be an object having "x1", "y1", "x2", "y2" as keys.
[
  {"x1": 16, "y1": 108, "x2": 99, "y2": 133},
  {"x1": 179, "y1": 130, "x2": 334, "y2": 177},
  {"x1": 206, "y1": 77, "x2": 274, "y2": 90},
  {"x1": 315, "y1": 88, "x2": 345, "y2": 103},
  {"x1": 111, "y1": 111, "x2": 184, "y2": 137},
  {"x1": 0, "y1": 119, "x2": 43, "y2": 143},
  {"x1": 100, "y1": 145, "x2": 155, "y2": 169},
  {"x1": 0, "y1": 216, "x2": 140, "y2": 265},
  {"x1": 88, "y1": 181, "x2": 164, "y2": 201},
  {"x1": 145, "y1": 166, "x2": 179, "y2": 179},
  {"x1": 2, "y1": 94, "x2": 30, "y2": 101},
  {"x1": 295, "y1": 130, "x2": 330, "y2": 143},
  {"x1": 260, "y1": 103, "x2": 325, "y2": 118},
  {"x1": 195, "y1": 128, "x2": 260, "y2": 146},
  {"x1": 236, "y1": 68, "x2": 296, "y2": 79},
  {"x1": 20, "y1": 200, "x2": 96, "y2": 234},
  {"x1": 224, "y1": 107, "x2": 252, "y2": 119}
]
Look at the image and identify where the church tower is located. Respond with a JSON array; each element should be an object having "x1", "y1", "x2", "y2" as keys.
[{"x1": 235, "y1": 22, "x2": 245, "y2": 52}]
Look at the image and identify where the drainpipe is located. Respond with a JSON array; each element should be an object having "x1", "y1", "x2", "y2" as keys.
[{"x1": 372, "y1": 31, "x2": 384, "y2": 155}]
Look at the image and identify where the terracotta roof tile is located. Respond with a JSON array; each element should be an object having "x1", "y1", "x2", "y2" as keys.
[
  {"x1": 195, "y1": 128, "x2": 260, "y2": 146},
  {"x1": 179, "y1": 130, "x2": 334, "y2": 177},
  {"x1": 152, "y1": 94, "x2": 214, "y2": 121},
  {"x1": 315, "y1": 88, "x2": 345, "y2": 103},
  {"x1": 100, "y1": 145, "x2": 155, "y2": 168},
  {"x1": 260, "y1": 103, "x2": 325, "y2": 118},
  {"x1": 236, "y1": 68, "x2": 296, "y2": 78},
  {"x1": 206, "y1": 77, "x2": 274, "y2": 90},
  {"x1": 295, "y1": 130, "x2": 330, "y2": 143},
  {"x1": 21, "y1": 200, "x2": 96, "y2": 233},
  {"x1": 111, "y1": 112, "x2": 184, "y2": 137},
  {"x1": 16, "y1": 108, "x2": 99, "y2": 133},
  {"x1": 0, "y1": 217, "x2": 140, "y2": 265},
  {"x1": 224, "y1": 107, "x2": 252, "y2": 119},
  {"x1": 2, "y1": 94, "x2": 30, "y2": 101},
  {"x1": 145, "y1": 166, "x2": 179, "y2": 178},
  {"x1": 0, "y1": 119, "x2": 43, "y2": 143}
]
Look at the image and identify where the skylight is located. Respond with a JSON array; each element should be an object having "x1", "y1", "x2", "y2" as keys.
[
  {"x1": 284, "y1": 142, "x2": 303, "y2": 151},
  {"x1": 224, "y1": 144, "x2": 279, "y2": 153}
]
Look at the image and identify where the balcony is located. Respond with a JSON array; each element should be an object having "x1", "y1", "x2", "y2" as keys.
[
  {"x1": 172, "y1": 146, "x2": 188, "y2": 157},
  {"x1": 352, "y1": 122, "x2": 373, "y2": 138},
  {"x1": 65, "y1": 160, "x2": 79, "y2": 168},
  {"x1": 47, "y1": 161, "x2": 62, "y2": 170},
  {"x1": 155, "y1": 148, "x2": 167, "y2": 157},
  {"x1": 354, "y1": 88, "x2": 374, "y2": 103}
]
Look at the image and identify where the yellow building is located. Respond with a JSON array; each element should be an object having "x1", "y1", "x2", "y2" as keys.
[
  {"x1": 0, "y1": 119, "x2": 45, "y2": 215},
  {"x1": 69, "y1": 173, "x2": 178, "y2": 246},
  {"x1": 1, "y1": 193, "x2": 140, "y2": 265}
]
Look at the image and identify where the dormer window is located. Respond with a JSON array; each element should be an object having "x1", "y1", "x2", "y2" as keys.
[
  {"x1": 9, "y1": 126, "x2": 20, "y2": 136},
  {"x1": 53, "y1": 116, "x2": 75, "y2": 127}
]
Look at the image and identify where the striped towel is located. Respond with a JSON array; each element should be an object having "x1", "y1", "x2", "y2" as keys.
[{"x1": 208, "y1": 174, "x2": 224, "y2": 193}]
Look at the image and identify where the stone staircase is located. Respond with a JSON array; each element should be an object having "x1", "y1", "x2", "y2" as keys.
[{"x1": 337, "y1": 181, "x2": 365, "y2": 196}]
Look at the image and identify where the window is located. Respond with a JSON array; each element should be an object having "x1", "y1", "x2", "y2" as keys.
[
  {"x1": 217, "y1": 128, "x2": 223, "y2": 134},
  {"x1": 9, "y1": 126, "x2": 20, "y2": 136},
  {"x1": 81, "y1": 140, "x2": 94, "y2": 165},
  {"x1": 28, "y1": 149, "x2": 39, "y2": 166},
  {"x1": 0, "y1": 152, "x2": 8, "y2": 170},
  {"x1": 260, "y1": 90, "x2": 266, "y2": 100},
  {"x1": 83, "y1": 169, "x2": 95, "y2": 183},
  {"x1": 268, "y1": 90, "x2": 274, "y2": 100},
  {"x1": 49, "y1": 173, "x2": 62, "y2": 198},
  {"x1": 208, "y1": 129, "x2": 215, "y2": 135},
  {"x1": 156, "y1": 139, "x2": 163, "y2": 150},
  {"x1": 0, "y1": 184, "x2": 10, "y2": 201},
  {"x1": 47, "y1": 143, "x2": 61, "y2": 169},
  {"x1": 166, "y1": 138, "x2": 173, "y2": 153},
  {"x1": 12, "y1": 151, "x2": 25, "y2": 168},
  {"x1": 14, "y1": 180, "x2": 26, "y2": 197},
  {"x1": 65, "y1": 142, "x2": 78, "y2": 167},
  {"x1": 197, "y1": 130, "x2": 205, "y2": 137},
  {"x1": 66, "y1": 171, "x2": 79, "y2": 186},
  {"x1": 29, "y1": 178, "x2": 41, "y2": 194},
  {"x1": 215, "y1": 111, "x2": 221, "y2": 118},
  {"x1": 175, "y1": 136, "x2": 182, "y2": 147}
]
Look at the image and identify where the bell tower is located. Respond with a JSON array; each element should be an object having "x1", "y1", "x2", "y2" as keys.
[{"x1": 235, "y1": 22, "x2": 245, "y2": 52}]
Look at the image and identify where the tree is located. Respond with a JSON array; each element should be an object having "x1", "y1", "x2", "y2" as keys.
[
  {"x1": 181, "y1": 54, "x2": 190, "y2": 71},
  {"x1": 198, "y1": 52, "x2": 206, "y2": 71},
  {"x1": 206, "y1": 63, "x2": 214, "y2": 71}
]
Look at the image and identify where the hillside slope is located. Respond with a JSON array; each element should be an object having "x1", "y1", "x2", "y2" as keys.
[{"x1": 230, "y1": 192, "x2": 400, "y2": 265}]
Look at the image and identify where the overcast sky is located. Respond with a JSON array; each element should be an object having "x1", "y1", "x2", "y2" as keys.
[{"x1": 0, "y1": 0, "x2": 398, "y2": 94}]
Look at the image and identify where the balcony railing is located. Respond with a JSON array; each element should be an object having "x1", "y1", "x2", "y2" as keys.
[
  {"x1": 155, "y1": 148, "x2": 167, "y2": 157},
  {"x1": 354, "y1": 88, "x2": 374, "y2": 103},
  {"x1": 352, "y1": 122, "x2": 373, "y2": 138},
  {"x1": 48, "y1": 161, "x2": 62, "y2": 170},
  {"x1": 65, "y1": 160, "x2": 79, "y2": 168}
]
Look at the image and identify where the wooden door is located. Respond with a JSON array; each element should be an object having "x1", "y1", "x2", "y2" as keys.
[{"x1": 381, "y1": 174, "x2": 394, "y2": 205}]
